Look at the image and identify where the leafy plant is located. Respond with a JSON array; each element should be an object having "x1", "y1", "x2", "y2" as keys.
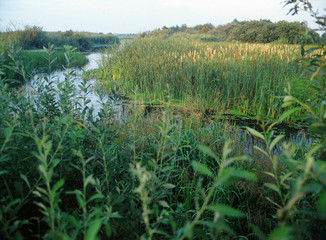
[{"x1": 244, "y1": 1, "x2": 326, "y2": 238}]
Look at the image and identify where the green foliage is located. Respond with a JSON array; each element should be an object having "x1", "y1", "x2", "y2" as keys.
[
  {"x1": 46, "y1": 30, "x2": 120, "y2": 51},
  {"x1": 22, "y1": 50, "x2": 88, "y2": 73},
  {"x1": 0, "y1": 45, "x2": 88, "y2": 85},
  {"x1": 283, "y1": 0, "x2": 326, "y2": 158},
  {"x1": 1, "y1": 26, "x2": 120, "y2": 51},
  {"x1": 244, "y1": 1, "x2": 326, "y2": 239},
  {"x1": 143, "y1": 20, "x2": 318, "y2": 44},
  {"x1": 245, "y1": 123, "x2": 326, "y2": 239},
  {"x1": 17, "y1": 25, "x2": 48, "y2": 49},
  {"x1": 0, "y1": 25, "x2": 48, "y2": 50}
]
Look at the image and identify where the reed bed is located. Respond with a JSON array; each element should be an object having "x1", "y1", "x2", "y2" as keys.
[{"x1": 102, "y1": 38, "x2": 308, "y2": 120}]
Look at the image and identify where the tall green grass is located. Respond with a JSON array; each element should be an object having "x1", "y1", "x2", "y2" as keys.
[{"x1": 101, "y1": 38, "x2": 310, "y2": 120}]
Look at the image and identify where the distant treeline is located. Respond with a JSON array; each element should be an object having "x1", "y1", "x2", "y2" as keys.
[
  {"x1": 0, "y1": 25, "x2": 120, "y2": 51},
  {"x1": 141, "y1": 19, "x2": 320, "y2": 44}
]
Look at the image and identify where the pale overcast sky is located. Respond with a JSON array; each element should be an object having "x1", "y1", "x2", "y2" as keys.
[{"x1": 0, "y1": 0, "x2": 325, "y2": 34}]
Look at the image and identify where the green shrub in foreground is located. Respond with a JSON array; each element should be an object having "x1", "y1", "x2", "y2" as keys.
[{"x1": 0, "y1": 45, "x2": 88, "y2": 85}]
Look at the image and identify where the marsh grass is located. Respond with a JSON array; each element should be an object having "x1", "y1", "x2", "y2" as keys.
[{"x1": 100, "y1": 38, "x2": 313, "y2": 121}]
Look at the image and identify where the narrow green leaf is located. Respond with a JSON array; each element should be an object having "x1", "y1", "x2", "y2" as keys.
[
  {"x1": 140, "y1": 235, "x2": 146, "y2": 240},
  {"x1": 269, "y1": 135, "x2": 285, "y2": 153},
  {"x1": 88, "y1": 193, "x2": 104, "y2": 203},
  {"x1": 85, "y1": 175, "x2": 96, "y2": 187},
  {"x1": 161, "y1": 166, "x2": 175, "y2": 172},
  {"x1": 232, "y1": 169, "x2": 257, "y2": 181},
  {"x1": 85, "y1": 219, "x2": 101, "y2": 240},
  {"x1": 88, "y1": 208, "x2": 103, "y2": 221},
  {"x1": 262, "y1": 171, "x2": 275, "y2": 178},
  {"x1": 76, "y1": 193, "x2": 85, "y2": 209},
  {"x1": 0, "y1": 155, "x2": 9, "y2": 163},
  {"x1": 52, "y1": 158, "x2": 61, "y2": 168},
  {"x1": 214, "y1": 168, "x2": 233, "y2": 186},
  {"x1": 264, "y1": 183, "x2": 281, "y2": 195},
  {"x1": 222, "y1": 140, "x2": 232, "y2": 160},
  {"x1": 67, "y1": 215, "x2": 81, "y2": 229},
  {"x1": 301, "y1": 183, "x2": 322, "y2": 193},
  {"x1": 317, "y1": 191, "x2": 326, "y2": 214},
  {"x1": 105, "y1": 223, "x2": 112, "y2": 238},
  {"x1": 222, "y1": 155, "x2": 248, "y2": 169},
  {"x1": 250, "y1": 224, "x2": 266, "y2": 240},
  {"x1": 198, "y1": 144, "x2": 218, "y2": 159},
  {"x1": 34, "y1": 202, "x2": 47, "y2": 211},
  {"x1": 283, "y1": 96, "x2": 295, "y2": 102},
  {"x1": 7, "y1": 199, "x2": 21, "y2": 209},
  {"x1": 51, "y1": 178, "x2": 65, "y2": 195},
  {"x1": 152, "y1": 229, "x2": 170, "y2": 237},
  {"x1": 265, "y1": 197, "x2": 281, "y2": 208},
  {"x1": 0, "y1": 170, "x2": 8, "y2": 176},
  {"x1": 36, "y1": 186, "x2": 48, "y2": 196},
  {"x1": 219, "y1": 223, "x2": 236, "y2": 236},
  {"x1": 209, "y1": 204, "x2": 245, "y2": 218},
  {"x1": 246, "y1": 127, "x2": 265, "y2": 140},
  {"x1": 266, "y1": 131, "x2": 274, "y2": 145},
  {"x1": 184, "y1": 221, "x2": 193, "y2": 239},
  {"x1": 162, "y1": 183, "x2": 176, "y2": 189},
  {"x1": 254, "y1": 146, "x2": 269, "y2": 159},
  {"x1": 268, "y1": 226, "x2": 292, "y2": 240},
  {"x1": 277, "y1": 107, "x2": 300, "y2": 123},
  {"x1": 282, "y1": 100, "x2": 296, "y2": 108},
  {"x1": 38, "y1": 164, "x2": 46, "y2": 175},
  {"x1": 20, "y1": 174, "x2": 31, "y2": 190},
  {"x1": 4, "y1": 128, "x2": 11, "y2": 139},
  {"x1": 280, "y1": 172, "x2": 292, "y2": 185},
  {"x1": 33, "y1": 190, "x2": 42, "y2": 198},
  {"x1": 158, "y1": 200, "x2": 169, "y2": 208},
  {"x1": 191, "y1": 161, "x2": 213, "y2": 177}
]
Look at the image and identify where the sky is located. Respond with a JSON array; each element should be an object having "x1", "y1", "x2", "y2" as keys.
[{"x1": 0, "y1": 0, "x2": 325, "y2": 34}]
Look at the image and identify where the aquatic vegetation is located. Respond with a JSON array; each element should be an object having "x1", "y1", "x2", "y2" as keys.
[{"x1": 102, "y1": 38, "x2": 312, "y2": 121}]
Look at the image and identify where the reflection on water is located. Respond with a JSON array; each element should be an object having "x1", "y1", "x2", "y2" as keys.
[
  {"x1": 138, "y1": 105, "x2": 312, "y2": 157},
  {"x1": 24, "y1": 52, "x2": 125, "y2": 119}
]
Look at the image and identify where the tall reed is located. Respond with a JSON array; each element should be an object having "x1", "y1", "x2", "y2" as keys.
[{"x1": 103, "y1": 38, "x2": 307, "y2": 120}]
